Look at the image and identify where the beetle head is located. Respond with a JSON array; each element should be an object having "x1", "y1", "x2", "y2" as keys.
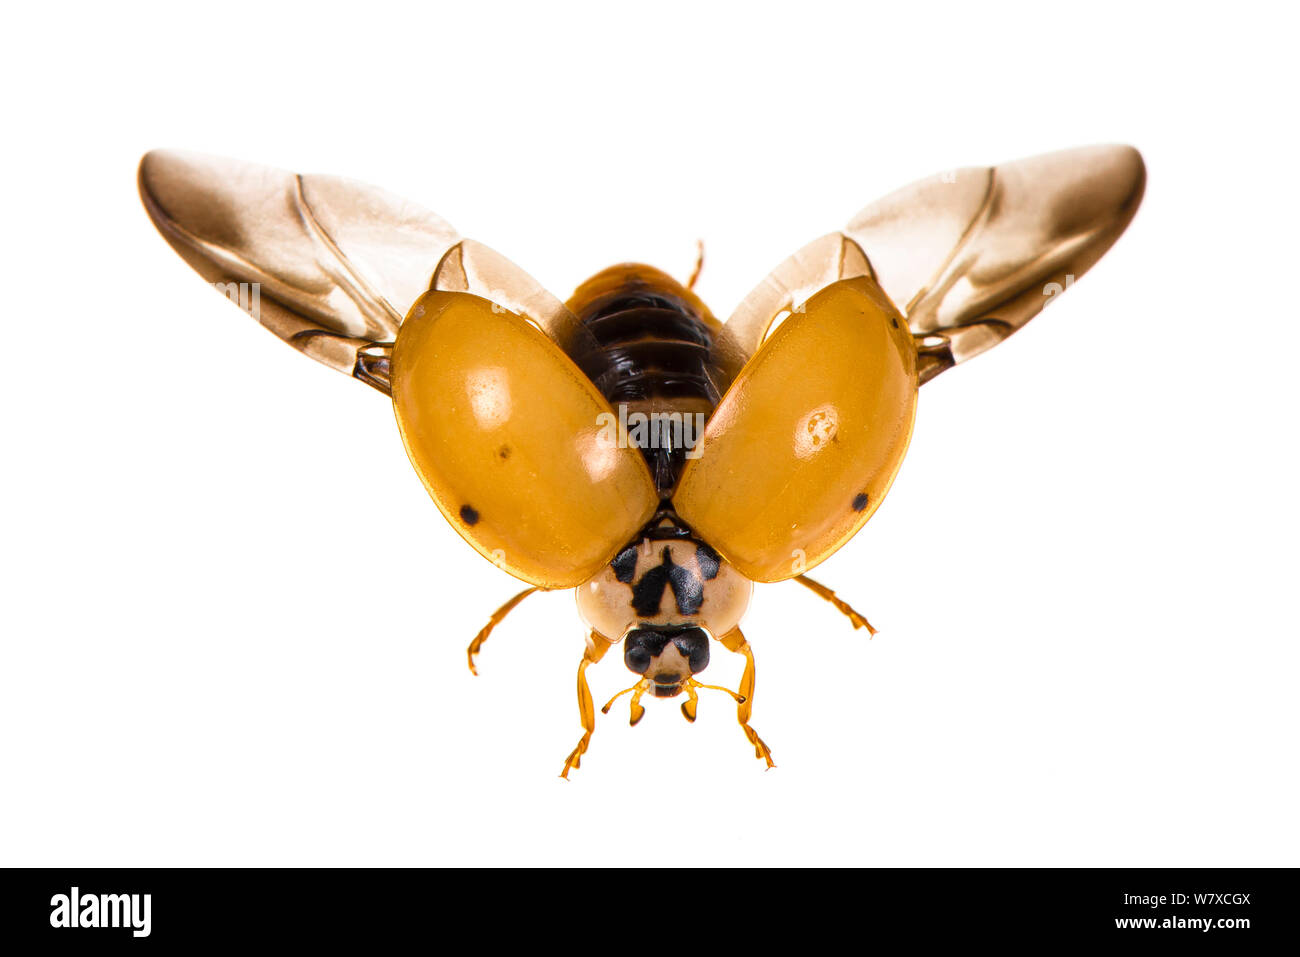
[{"x1": 621, "y1": 624, "x2": 710, "y2": 697}]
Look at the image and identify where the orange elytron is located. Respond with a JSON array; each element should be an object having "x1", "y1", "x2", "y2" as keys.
[{"x1": 139, "y1": 145, "x2": 1144, "y2": 775}]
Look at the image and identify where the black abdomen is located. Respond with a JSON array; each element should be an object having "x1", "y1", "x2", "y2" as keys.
[{"x1": 566, "y1": 265, "x2": 724, "y2": 496}]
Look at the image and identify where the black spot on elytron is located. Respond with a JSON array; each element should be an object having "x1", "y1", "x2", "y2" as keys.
[
  {"x1": 630, "y1": 547, "x2": 705, "y2": 616},
  {"x1": 852, "y1": 492, "x2": 869, "y2": 512},
  {"x1": 695, "y1": 542, "x2": 720, "y2": 580},
  {"x1": 890, "y1": 316, "x2": 900, "y2": 330},
  {"x1": 611, "y1": 546, "x2": 638, "y2": 584},
  {"x1": 460, "y1": 505, "x2": 480, "y2": 525},
  {"x1": 497, "y1": 445, "x2": 511, "y2": 460}
]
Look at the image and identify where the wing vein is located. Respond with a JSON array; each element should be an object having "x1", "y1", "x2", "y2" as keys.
[
  {"x1": 903, "y1": 167, "x2": 997, "y2": 318},
  {"x1": 290, "y1": 174, "x2": 403, "y2": 338}
]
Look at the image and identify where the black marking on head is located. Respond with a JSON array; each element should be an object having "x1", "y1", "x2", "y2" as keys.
[
  {"x1": 695, "y1": 542, "x2": 720, "y2": 580},
  {"x1": 676, "y1": 630, "x2": 710, "y2": 673},
  {"x1": 624, "y1": 625, "x2": 710, "y2": 677},
  {"x1": 460, "y1": 505, "x2": 480, "y2": 525},
  {"x1": 652, "y1": 683, "x2": 681, "y2": 698},
  {"x1": 611, "y1": 546, "x2": 639, "y2": 584},
  {"x1": 627, "y1": 628, "x2": 671, "y2": 659},
  {"x1": 852, "y1": 492, "x2": 869, "y2": 512},
  {"x1": 625, "y1": 641, "x2": 653, "y2": 674}
]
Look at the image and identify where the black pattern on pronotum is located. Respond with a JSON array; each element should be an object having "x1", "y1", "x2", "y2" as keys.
[{"x1": 631, "y1": 547, "x2": 706, "y2": 616}]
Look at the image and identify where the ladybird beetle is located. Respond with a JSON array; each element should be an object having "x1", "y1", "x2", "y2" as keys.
[{"x1": 139, "y1": 145, "x2": 1144, "y2": 775}]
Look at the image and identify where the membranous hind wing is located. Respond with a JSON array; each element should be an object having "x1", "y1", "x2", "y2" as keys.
[
  {"x1": 846, "y1": 144, "x2": 1145, "y2": 382},
  {"x1": 714, "y1": 144, "x2": 1146, "y2": 384},
  {"x1": 139, "y1": 151, "x2": 463, "y2": 393},
  {"x1": 684, "y1": 145, "x2": 1145, "y2": 582},
  {"x1": 139, "y1": 151, "x2": 651, "y2": 588},
  {"x1": 139, "y1": 151, "x2": 602, "y2": 395}
]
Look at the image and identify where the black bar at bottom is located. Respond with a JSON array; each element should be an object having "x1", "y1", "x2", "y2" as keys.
[{"x1": 0, "y1": 867, "x2": 1292, "y2": 946}]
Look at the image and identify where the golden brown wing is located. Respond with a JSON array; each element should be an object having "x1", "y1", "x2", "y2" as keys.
[
  {"x1": 139, "y1": 151, "x2": 599, "y2": 395},
  {"x1": 715, "y1": 144, "x2": 1145, "y2": 384},
  {"x1": 138, "y1": 150, "x2": 462, "y2": 392}
]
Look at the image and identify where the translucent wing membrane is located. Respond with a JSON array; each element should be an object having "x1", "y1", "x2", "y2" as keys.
[
  {"x1": 140, "y1": 150, "x2": 637, "y2": 587},
  {"x1": 141, "y1": 145, "x2": 1143, "y2": 588},
  {"x1": 846, "y1": 144, "x2": 1145, "y2": 382},
  {"x1": 716, "y1": 144, "x2": 1145, "y2": 384},
  {"x1": 138, "y1": 150, "x2": 461, "y2": 392},
  {"x1": 686, "y1": 145, "x2": 1143, "y2": 579}
]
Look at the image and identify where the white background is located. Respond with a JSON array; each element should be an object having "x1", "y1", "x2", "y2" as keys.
[{"x1": 3, "y1": 1, "x2": 1296, "y2": 867}]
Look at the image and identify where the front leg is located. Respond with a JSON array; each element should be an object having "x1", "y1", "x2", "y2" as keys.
[
  {"x1": 716, "y1": 627, "x2": 775, "y2": 769},
  {"x1": 560, "y1": 630, "x2": 615, "y2": 779}
]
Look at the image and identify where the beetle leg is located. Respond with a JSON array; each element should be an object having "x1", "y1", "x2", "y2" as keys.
[
  {"x1": 560, "y1": 631, "x2": 614, "y2": 779},
  {"x1": 793, "y1": 575, "x2": 877, "y2": 635},
  {"x1": 715, "y1": 628, "x2": 775, "y2": 768},
  {"x1": 466, "y1": 586, "x2": 540, "y2": 675}
]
